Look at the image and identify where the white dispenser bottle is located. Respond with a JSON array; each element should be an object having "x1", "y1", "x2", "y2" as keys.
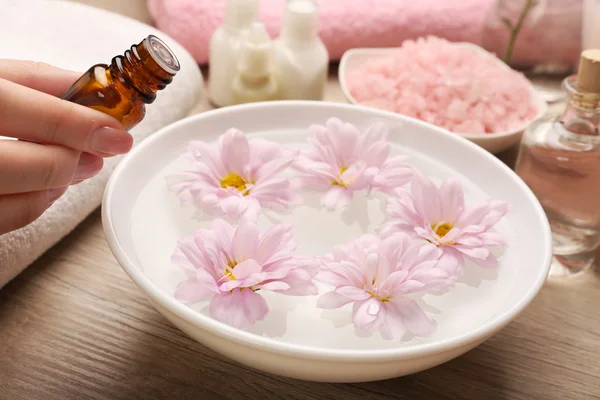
[
  {"x1": 232, "y1": 22, "x2": 281, "y2": 104},
  {"x1": 273, "y1": 0, "x2": 329, "y2": 100},
  {"x1": 208, "y1": 0, "x2": 259, "y2": 107}
]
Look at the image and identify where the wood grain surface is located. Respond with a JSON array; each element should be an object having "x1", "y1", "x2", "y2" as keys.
[{"x1": 1, "y1": 70, "x2": 600, "y2": 400}]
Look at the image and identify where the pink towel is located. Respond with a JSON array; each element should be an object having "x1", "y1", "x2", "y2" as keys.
[
  {"x1": 149, "y1": 0, "x2": 494, "y2": 64},
  {"x1": 148, "y1": 0, "x2": 581, "y2": 68}
]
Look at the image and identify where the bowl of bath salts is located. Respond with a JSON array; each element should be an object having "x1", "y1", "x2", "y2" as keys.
[{"x1": 340, "y1": 37, "x2": 547, "y2": 154}]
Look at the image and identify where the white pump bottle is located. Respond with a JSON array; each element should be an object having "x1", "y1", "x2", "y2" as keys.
[
  {"x1": 208, "y1": 0, "x2": 259, "y2": 107},
  {"x1": 273, "y1": 0, "x2": 329, "y2": 100},
  {"x1": 232, "y1": 22, "x2": 281, "y2": 104}
]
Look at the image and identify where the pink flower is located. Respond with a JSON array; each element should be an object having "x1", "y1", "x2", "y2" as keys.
[
  {"x1": 169, "y1": 129, "x2": 299, "y2": 221},
  {"x1": 316, "y1": 233, "x2": 454, "y2": 340},
  {"x1": 381, "y1": 171, "x2": 508, "y2": 276},
  {"x1": 294, "y1": 118, "x2": 412, "y2": 210},
  {"x1": 172, "y1": 219, "x2": 317, "y2": 329}
]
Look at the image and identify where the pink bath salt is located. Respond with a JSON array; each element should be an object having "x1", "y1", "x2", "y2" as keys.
[
  {"x1": 346, "y1": 36, "x2": 540, "y2": 135},
  {"x1": 446, "y1": 99, "x2": 468, "y2": 120}
]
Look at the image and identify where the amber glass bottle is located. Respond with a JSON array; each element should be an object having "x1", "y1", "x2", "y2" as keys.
[{"x1": 61, "y1": 35, "x2": 180, "y2": 130}]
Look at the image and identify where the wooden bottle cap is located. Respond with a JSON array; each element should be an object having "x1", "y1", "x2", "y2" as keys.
[{"x1": 577, "y1": 49, "x2": 600, "y2": 93}]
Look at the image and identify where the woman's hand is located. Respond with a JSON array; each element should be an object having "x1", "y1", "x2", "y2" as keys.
[{"x1": 0, "y1": 59, "x2": 133, "y2": 235}]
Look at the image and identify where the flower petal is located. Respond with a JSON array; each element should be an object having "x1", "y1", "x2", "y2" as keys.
[
  {"x1": 232, "y1": 222, "x2": 259, "y2": 261},
  {"x1": 480, "y1": 200, "x2": 508, "y2": 228},
  {"x1": 315, "y1": 267, "x2": 349, "y2": 286},
  {"x1": 439, "y1": 177, "x2": 464, "y2": 222},
  {"x1": 219, "y1": 279, "x2": 243, "y2": 292},
  {"x1": 190, "y1": 140, "x2": 227, "y2": 178},
  {"x1": 321, "y1": 186, "x2": 352, "y2": 210},
  {"x1": 175, "y1": 279, "x2": 214, "y2": 302},
  {"x1": 379, "y1": 303, "x2": 407, "y2": 340},
  {"x1": 411, "y1": 171, "x2": 441, "y2": 223},
  {"x1": 259, "y1": 281, "x2": 291, "y2": 291},
  {"x1": 362, "y1": 140, "x2": 390, "y2": 168},
  {"x1": 363, "y1": 252, "x2": 379, "y2": 282},
  {"x1": 209, "y1": 290, "x2": 269, "y2": 329},
  {"x1": 256, "y1": 153, "x2": 296, "y2": 182},
  {"x1": 455, "y1": 245, "x2": 489, "y2": 259},
  {"x1": 457, "y1": 203, "x2": 489, "y2": 227},
  {"x1": 479, "y1": 231, "x2": 507, "y2": 247},
  {"x1": 379, "y1": 270, "x2": 409, "y2": 292},
  {"x1": 255, "y1": 224, "x2": 293, "y2": 264},
  {"x1": 196, "y1": 267, "x2": 220, "y2": 293},
  {"x1": 220, "y1": 129, "x2": 250, "y2": 173},
  {"x1": 232, "y1": 259, "x2": 262, "y2": 279},
  {"x1": 211, "y1": 219, "x2": 235, "y2": 253},
  {"x1": 466, "y1": 251, "x2": 499, "y2": 268},
  {"x1": 335, "y1": 286, "x2": 371, "y2": 301},
  {"x1": 353, "y1": 298, "x2": 382, "y2": 329},
  {"x1": 220, "y1": 195, "x2": 249, "y2": 219},
  {"x1": 274, "y1": 268, "x2": 318, "y2": 296},
  {"x1": 456, "y1": 235, "x2": 483, "y2": 247},
  {"x1": 317, "y1": 291, "x2": 354, "y2": 309},
  {"x1": 436, "y1": 248, "x2": 464, "y2": 277},
  {"x1": 388, "y1": 298, "x2": 433, "y2": 336}
]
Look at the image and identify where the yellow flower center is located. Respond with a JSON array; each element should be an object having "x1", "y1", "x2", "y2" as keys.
[
  {"x1": 367, "y1": 290, "x2": 391, "y2": 303},
  {"x1": 431, "y1": 222, "x2": 454, "y2": 239},
  {"x1": 224, "y1": 260, "x2": 238, "y2": 280},
  {"x1": 220, "y1": 173, "x2": 249, "y2": 195},
  {"x1": 366, "y1": 277, "x2": 391, "y2": 303},
  {"x1": 331, "y1": 166, "x2": 350, "y2": 188}
]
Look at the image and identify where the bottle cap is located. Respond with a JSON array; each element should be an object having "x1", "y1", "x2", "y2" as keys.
[
  {"x1": 225, "y1": 0, "x2": 259, "y2": 30},
  {"x1": 281, "y1": 0, "x2": 319, "y2": 44},
  {"x1": 577, "y1": 49, "x2": 600, "y2": 93},
  {"x1": 146, "y1": 35, "x2": 180, "y2": 75},
  {"x1": 238, "y1": 22, "x2": 273, "y2": 78}
]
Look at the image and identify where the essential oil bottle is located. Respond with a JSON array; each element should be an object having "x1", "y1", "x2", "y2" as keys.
[
  {"x1": 515, "y1": 49, "x2": 600, "y2": 277},
  {"x1": 61, "y1": 35, "x2": 180, "y2": 130}
]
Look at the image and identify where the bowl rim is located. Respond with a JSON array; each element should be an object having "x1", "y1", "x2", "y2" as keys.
[
  {"x1": 102, "y1": 101, "x2": 552, "y2": 362},
  {"x1": 338, "y1": 43, "x2": 548, "y2": 141}
]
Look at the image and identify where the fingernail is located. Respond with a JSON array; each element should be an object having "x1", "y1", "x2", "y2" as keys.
[
  {"x1": 89, "y1": 127, "x2": 133, "y2": 155},
  {"x1": 48, "y1": 186, "x2": 68, "y2": 204},
  {"x1": 74, "y1": 152, "x2": 103, "y2": 181}
]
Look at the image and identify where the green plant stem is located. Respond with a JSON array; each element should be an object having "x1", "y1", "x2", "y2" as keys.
[{"x1": 503, "y1": 0, "x2": 537, "y2": 65}]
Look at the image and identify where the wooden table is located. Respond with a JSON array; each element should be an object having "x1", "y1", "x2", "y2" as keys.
[{"x1": 2, "y1": 72, "x2": 600, "y2": 400}]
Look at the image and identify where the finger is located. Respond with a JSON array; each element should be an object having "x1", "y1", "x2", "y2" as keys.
[
  {"x1": 0, "y1": 140, "x2": 103, "y2": 194},
  {"x1": 0, "y1": 59, "x2": 81, "y2": 97},
  {"x1": 0, "y1": 78, "x2": 133, "y2": 156},
  {"x1": 0, "y1": 186, "x2": 68, "y2": 236}
]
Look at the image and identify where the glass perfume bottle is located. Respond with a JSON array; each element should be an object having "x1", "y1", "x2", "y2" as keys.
[
  {"x1": 515, "y1": 49, "x2": 600, "y2": 277},
  {"x1": 61, "y1": 35, "x2": 180, "y2": 130}
]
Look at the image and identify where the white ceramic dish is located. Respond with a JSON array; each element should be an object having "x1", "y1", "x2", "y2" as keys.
[
  {"x1": 339, "y1": 44, "x2": 548, "y2": 154},
  {"x1": 102, "y1": 101, "x2": 551, "y2": 383}
]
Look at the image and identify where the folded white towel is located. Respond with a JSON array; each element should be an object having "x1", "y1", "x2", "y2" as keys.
[{"x1": 0, "y1": 0, "x2": 204, "y2": 288}]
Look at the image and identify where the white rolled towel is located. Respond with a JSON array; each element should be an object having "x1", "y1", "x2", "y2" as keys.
[{"x1": 0, "y1": 0, "x2": 205, "y2": 288}]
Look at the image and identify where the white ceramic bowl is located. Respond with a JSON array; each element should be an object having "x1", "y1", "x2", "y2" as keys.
[
  {"x1": 102, "y1": 101, "x2": 551, "y2": 383},
  {"x1": 339, "y1": 44, "x2": 548, "y2": 154}
]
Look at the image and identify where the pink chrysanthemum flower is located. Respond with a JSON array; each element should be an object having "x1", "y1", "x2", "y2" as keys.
[
  {"x1": 294, "y1": 118, "x2": 413, "y2": 210},
  {"x1": 169, "y1": 129, "x2": 299, "y2": 221},
  {"x1": 316, "y1": 233, "x2": 454, "y2": 340},
  {"x1": 173, "y1": 219, "x2": 317, "y2": 329},
  {"x1": 381, "y1": 171, "x2": 508, "y2": 275}
]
